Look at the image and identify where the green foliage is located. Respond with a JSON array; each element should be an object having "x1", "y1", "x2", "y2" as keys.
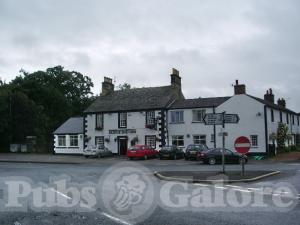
[
  {"x1": 0, "y1": 66, "x2": 94, "y2": 152},
  {"x1": 276, "y1": 123, "x2": 289, "y2": 151},
  {"x1": 117, "y1": 83, "x2": 131, "y2": 90}
]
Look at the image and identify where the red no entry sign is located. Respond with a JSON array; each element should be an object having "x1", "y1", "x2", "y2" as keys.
[{"x1": 234, "y1": 136, "x2": 251, "y2": 154}]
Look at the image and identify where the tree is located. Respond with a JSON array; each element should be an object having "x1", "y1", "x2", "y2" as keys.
[
  {"x1": 0, "y1": 66, "x2": 95, "y2": 152},
  {"x1": 276, "y1": 123, "x2": 289, "y2": 151},
  {"x1": 117, "y1": 83, "x2": 131, "y2": 90}
]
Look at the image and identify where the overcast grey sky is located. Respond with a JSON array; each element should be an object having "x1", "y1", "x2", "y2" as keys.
[{"x1": 0, "y1": 0, "x2": 300, "y2": 111}]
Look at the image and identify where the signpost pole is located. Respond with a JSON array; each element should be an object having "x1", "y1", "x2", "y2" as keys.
[
  {"x1": 241, "y1": 155, "x2": 245, "y2": 177},
  {"x1": 222, "y1": 111, "x2": 226, "y2": 174}
]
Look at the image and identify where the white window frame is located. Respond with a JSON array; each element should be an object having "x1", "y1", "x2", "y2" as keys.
[
  {"x1": 145, "y1": 135, "x2": 156, "y2": 149},
  {"x1": 250, "y1": 135, "x2": 258, "y2": 147},
  {"x1": 146, "y1": 111, "x2": 155, "y2": 125},
  {"x1": 193, "y1": 135, "x2": 207, "y2": 145},
  {"x1": 170, "y1": 111, "x2": 184, "y2": 123},
  {"x1": 69, "y1": 135, "x2": 79, "y2": 147},
  {"x1": 58, "y1": 135, "x2": 66, "y2": 147},
  {"x1": 95, "y1": 113, "x2": 104, "y2": 130},
  {"x1": 192, "y1": 109, "x2": 206, "y2": 122},
  {"x1": 172, "y1": 135, "x2": 184, "y2": 147},
  {"x1": 95, "y1": 136, "x2": 104, "y2": 148},
  {"x1": 119, "y1": 112, "x2": 127, "y2": 128}
]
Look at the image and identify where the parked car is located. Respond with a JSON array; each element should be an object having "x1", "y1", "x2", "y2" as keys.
[
  {"x1": 185, "y1": 144, "x2": 209, "y2": 160},
  {"x1": 159, "y1": 145, "x2": 184, "y2": 160},
  {"x1": 83, "y1": 145, "x2": 113, "y2": 158},
  {"x1": 127, "y1": 145, "x2": 159, "y2": 160},
  {"x1": 197, "y1": 148, "x2": 248, "y2": 165}
]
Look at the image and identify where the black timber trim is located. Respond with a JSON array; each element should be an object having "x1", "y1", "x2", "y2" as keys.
[
  {"x1": 213, "y1": 106, "x2": 216, "y2": 148},
  {"x1": 160, "y1": 110, "x2": 166, "y2": 146},
  {"x1": 264, "y1": 105, "x2": 269, "y2": 157},
  {"x1": 83, "y1": 114, "x2": 87, "y2": 149}
]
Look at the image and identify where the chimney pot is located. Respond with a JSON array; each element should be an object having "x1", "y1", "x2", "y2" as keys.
[
  {"x1": 101, "y1": 76, "x2": 114, "y2": 96},
  {"x1": 264, "y1": 88, "x2": 275, "y2": 103},
  {"x1": 234, "y1": 80, "x2": 246, "y2": 95},
  {"x1": 170, "y1": 68, "x2": 181, "y2": 88}
]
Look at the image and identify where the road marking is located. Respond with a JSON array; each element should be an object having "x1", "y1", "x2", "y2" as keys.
[
  {"x1": 233, "y1": 188, "x2": 252, "y2": 193},
  {"x1": 50, "y1": 188, "x2": 132, "y2": 225},
  {"x1": 101, "y1": 212, "x2": 133, "y2": 225},
  {"x1": 225, "y1": 185, "x2": 241, "y2": 188}
]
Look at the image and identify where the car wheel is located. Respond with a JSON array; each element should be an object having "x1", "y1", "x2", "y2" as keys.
[
  {"x1": 98, "y1": 154, "x2": 102, "y2": 158},
  {"x1": 129, "y1": 157, "x2": 133, "y2": 160},
  {"x1": 85, "y1": 156, "x2": 89, "y2": 159},
  {"x1": 208, "y1": 158, "x2": 216, "y2": 165},
  {"x1": 185, "y1": 156, "x2": 188, "y2": 161},
  {"x1": 173, "y1": 155, "x2": 177, "y2": 160},
  {"x1": 144, "y1": 155, "x2": 148, "y2": 160}
]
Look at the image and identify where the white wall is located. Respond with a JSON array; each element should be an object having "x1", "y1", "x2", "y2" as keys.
[
  {"x1": 85, "y1": 111, "x2": 161, "y2": 153},
  {"x1": 54, "y1": 134, "x2": 84, "y2": 154},
  {"x1": 167, "y1": 108, "x2": 215, "y2": 148},
  {"x1": 216, "y1": 94, "x2": 266, "y2": 154}
]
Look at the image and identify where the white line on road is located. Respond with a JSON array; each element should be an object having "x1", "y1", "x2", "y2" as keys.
[
  {"x1": 233, "y1": 188, "x2": 252, "y2": 193},
  {"x1": 50, "y1": 188, "x2": 132, "y2": 225},
  {"x1": 101, "y1": 212, "x2": 133, "y2": 225}
]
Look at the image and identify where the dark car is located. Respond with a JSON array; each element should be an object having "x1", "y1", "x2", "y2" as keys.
[
  {"x1": 185, "y1": 144, "x2": 209, "y2": 160},
  {"x1": 159, "y1": 146, "x2": 184, "y2": 160},
  {"x1": 197, "y1": 148, "x2": 248, "y2": 165}
]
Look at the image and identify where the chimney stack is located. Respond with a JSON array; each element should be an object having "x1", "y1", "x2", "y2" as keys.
[
  {"x1": 277, "y1": 98, "x2": 286, "y2": 108},
  {"x1": 101, "y1": 77, "x2": 114, "y2": 96},
  {"x1": 170, "y1": 68, "x2": 181, "y2": 88},
  {"x1": 234, "y1": 80, "x2": 246, "y2": 95},
  {"x1": 264, "y1": 88, "x2": 275, "y2": 103}
]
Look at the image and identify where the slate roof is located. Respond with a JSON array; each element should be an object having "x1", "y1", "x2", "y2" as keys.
[
  {"x1": 53, "y1": 117, "x2": 83, "y2": 134},
  {"x1": 247, "y1": 95, "x2": 297, "y2": 114},
  {"x1": 84, "y1": 85, "x2": 184, "y2": 113},
  {"x1": 170, "y1": 97, "x2": 231, "y2": 109}
]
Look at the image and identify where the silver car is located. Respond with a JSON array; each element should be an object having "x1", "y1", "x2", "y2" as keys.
[{"x1": 83, "y1": 145, "x2": 113, "y2": 158}]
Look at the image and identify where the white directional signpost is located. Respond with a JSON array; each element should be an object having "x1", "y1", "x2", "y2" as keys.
[{"x1": 203, "y1": 112, "x2": 240, "y2": 174}]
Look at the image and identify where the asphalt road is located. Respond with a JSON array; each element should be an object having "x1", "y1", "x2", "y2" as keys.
[{"x1": 0, "y1": 158, "x2": 299, "y2": 225}]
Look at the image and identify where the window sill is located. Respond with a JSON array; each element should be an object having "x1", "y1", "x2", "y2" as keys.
[
  {"x1": 169, "y1": 122, "x2": 185, "y2": 124},
  {"x1": 191, "y1": 121, "x2": 204, "y2": 124}
]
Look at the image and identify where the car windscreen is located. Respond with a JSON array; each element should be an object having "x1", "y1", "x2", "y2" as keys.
[
  {"x1": 161, "y1": 147, "x2": 173, "y2": 151},
  {"x1": 187, "y1": 144, "x2": 208, "y2": 151}
]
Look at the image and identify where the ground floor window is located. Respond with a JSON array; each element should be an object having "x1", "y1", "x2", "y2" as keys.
[
  {"x1": 172, "y1": 135, "x2": 184, "y2": 147},
  {"x1": 250, "y1": 135, "x2": 258, "y2": 147},
  {"x1": 58, "y1": 135, "x2": 66, "y2": 147},
  {"x1": 95, "y1": 136, "x2": 104, "y2": 148},
  {"x1": 145, "y1": 135, "x2": 156, "y2": 149},
  {"x1": 70, "y1": 135, "x2": 79, "y2": 147},
  {"x1": 210, "y1": 134, "x2": 215, "y2": 143},
  {"x1": 193, "y1": 135, "x2": 206, "y2": 145}
]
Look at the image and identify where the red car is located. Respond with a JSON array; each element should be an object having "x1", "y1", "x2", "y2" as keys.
[{"x1": 127, "y1": 145, "x2": 159, "y2": 160}]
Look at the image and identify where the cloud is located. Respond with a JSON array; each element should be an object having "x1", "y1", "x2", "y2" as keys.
[{"x1": 0, "y1": 0, "x2": 299, "y2": 111}]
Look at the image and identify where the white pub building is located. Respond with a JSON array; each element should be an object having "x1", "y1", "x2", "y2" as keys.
[{"x1": 54, "y1": 69, "x2": 300, "y2": 156}]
